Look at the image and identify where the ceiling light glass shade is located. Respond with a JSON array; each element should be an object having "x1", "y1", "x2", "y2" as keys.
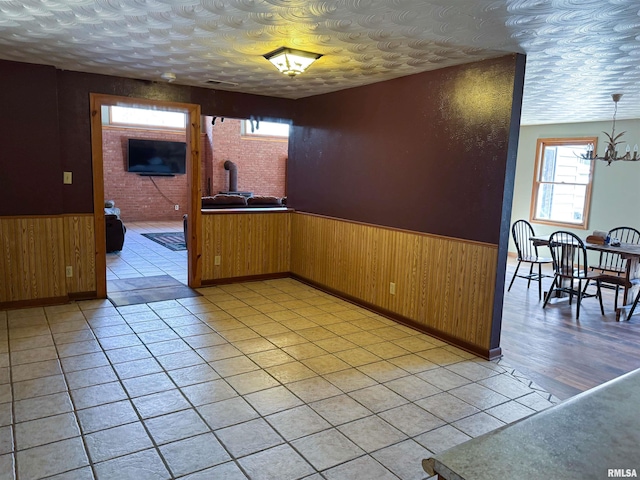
[{"x1": 263, "y1": 47, "x2": 322, "y2": 76}]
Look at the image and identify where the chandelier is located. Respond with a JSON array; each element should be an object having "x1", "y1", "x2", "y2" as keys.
[{"x1": 581, "y1": 94, "x2": 639, "y2": 165}]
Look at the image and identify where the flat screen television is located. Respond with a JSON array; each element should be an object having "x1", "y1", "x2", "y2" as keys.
[{"x1": 127, "y1": 138, "x2": 187, "y2": 175}]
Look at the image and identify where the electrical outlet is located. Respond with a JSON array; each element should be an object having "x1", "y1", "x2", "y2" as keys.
[
  {"x1": 63, "y1": 172, "x2": 72, "y2": 184},
  {"x1": 65, "y1": 266, "x2": 73, "y2": 278},
  {"x1": 214, "y1": 255, "x2": 221, "y2": 266},
  {"x1": 389, "y1": 282, "x2": 396, "y2": 295},
  {"x1": 174, "y1": 204, "x2": 179, "y2": 210}
]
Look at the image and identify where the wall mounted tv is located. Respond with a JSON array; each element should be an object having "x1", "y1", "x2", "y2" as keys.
[{"x1": 127, "y1": 138, "x2": 187, "y2": 176}]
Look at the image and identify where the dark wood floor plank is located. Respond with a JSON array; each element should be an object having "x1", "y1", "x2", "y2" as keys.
[{"x1": 501, "y1": 259, "x2": 640, "y2": 400}]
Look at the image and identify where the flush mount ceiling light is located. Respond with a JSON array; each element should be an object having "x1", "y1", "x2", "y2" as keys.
[
  {"x1": 160, "y1": 72, "x2": 176, "y2": 83},
  {"x1": 263, "y1": 47, "x2": 322, "y2": 76}
]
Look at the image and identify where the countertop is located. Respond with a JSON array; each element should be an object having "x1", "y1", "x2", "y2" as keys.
[{"x1": 423, "y1": 368, "x2": 640, "y2": 480}]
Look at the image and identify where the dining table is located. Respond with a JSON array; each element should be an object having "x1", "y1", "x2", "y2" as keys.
[{"x1": 530, "y1": 235, "x2": 640, "y2": 321}]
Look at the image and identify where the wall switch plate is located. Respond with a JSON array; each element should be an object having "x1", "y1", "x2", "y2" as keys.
[
  {"x1": 389, "y1": 282, "x2": 396, "y2": 295},
  {"x1": 65, "y1": 266, "x2": 73, "y2": 277},
  {"x1": 174, "y1": 204, "x2": 179, "y2": 210},
  {"x1": 214, "y1": 255, "x2": 221, "y2": 266},
  {"x1": 63, "y1": 172, "x2": 72, "y2": 184}
]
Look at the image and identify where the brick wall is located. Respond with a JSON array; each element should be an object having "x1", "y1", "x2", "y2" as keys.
[
  {"x1": 103, "y1": 127, "x2": 207, "y2": 222},
  {"x1": 103, "y1": 119, "x2": 286, "y2": 222},
  {"x1": 207, "y1": 118, "x2": 288, "y2": 197}
]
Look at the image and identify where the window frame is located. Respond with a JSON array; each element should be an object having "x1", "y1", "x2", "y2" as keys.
[
  {"x1": 108, "y1": 105, "x2": 187, "y2": 131},
  {"x1": 241, "y1": 119, "x2": 289, "y2": 141},
  {"x1": 529, "y1": 136, "x2": 598, "y2": 230}
]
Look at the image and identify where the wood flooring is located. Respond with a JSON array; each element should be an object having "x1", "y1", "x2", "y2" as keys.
[{"x1": 500, "y1": 258, "x2": 640, "y2": 400}]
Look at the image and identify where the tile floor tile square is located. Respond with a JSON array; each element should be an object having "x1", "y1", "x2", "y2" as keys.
[
  {"x1": 225, "y1": 369, "x2": 280, "y2": 395},
  {"x1": 265, "y1": 361, "x2": 317, "y2": 384},
  {"x1": 13, "y1": 374, "x2": 67, "y2": 401},
  {"x1": 93, "y1": 448, "x2": 170, "y2": 480},
  {"x1": 445, "y1": 361, "x2": 498, "y2": 381},
  {"x1": 338, "y1": 415, "x2": 406, "y2": 452},
  {"x1": 77, "y1": 400, "x2": 139, "y2": 434},
  {"x1": 197, "y1": 396, "x2": 259, "y2": 430},
  {"x1": 286, "y1": 376, "x2": 342, "y2": 403},
  {"x1": 349, "y1": 384, "x2": 409, "y2": 413},
  {"x1": 180, "y1": 379, "x2": 237, "y2": 406},
  {"x1": 448, "y1": 383, "x2": 510, "y2": 410},
  {"x1": 417, "y1": 367, "x2": 471, "y2": 391},
  {"x1": 0, "y1": 426, "x2": 13, "y2": 454},
  {"x1": 379, "y1": 403, "x2": 446, "y2": 437},
  {"x1": 209, "y1": 356, "x2": 260, "y2": 377},
  {"x1": 113, "y1": 357, "x2": 163, "y2": 380},
  {"x1": 13, "y1": 391, "x2": 73, "y2": 423},
  {"x1": 180, "y1": 461, "x2": 248, "y2": 479},
  {"x1": 122, "y1": 372, "x2": 175, "y2": 398},
  {"x1": 310, "y1": 394, "x2": 373, "y2": 426},
  {"x1": 265, "y1": 405, "x2": 331, "y2": 441},
  {"x1": 372, "y1": 439, "x2": 434, "y2": 480},
  {"x1": 11, "y1": 359, "x2": 62, "y2": 382},
  {"x1": 167, "y1": 363, "x2": 220, "y2": 387},
  {"x1": 384, "y1": 375, "x2": 441, "y2": 402},
  {"x1": 358, "y1": 361, "x2": 410, "y2": 383},
  {"x1": 323, "y1": 368, "x2": 378, "y2": 392},
  {"x1": 159, "y1": 433, "x2": 230, "y2": 477},
  {"x1": 216, "y1": 418, "x2": 283, "y2": 457},
  {"x1": 291, "y1": 428, "x2": 364, "y2": 471},
  {"x1": 238, "y1": 444, "x2": 315, "y2": 480},
  {"x1": 415, "y1": 392, "x2": 480, "y2": 423},
  {"x1": 144, "y1": 409, "x2": 210, "y2": 445},
  {"x1": 452, "y1": 411, "x2": 505, "y2": 438},
  {"x1": 244, "y1": 386, "x2": 303, "y2": 416},
  {"x1": 16, "y1": 437, "x2": 88, "y2": 480},
  {"x1": 132, "y1": 389, "x2": 191, "y2": 419},
  {"x1": 15, "y1": 412, "x2": 80, "y2": 450},
  {"x1": 65, "y1": 366, "x2": 118, "y2": 390},
  {"x1": 302, "y1": 354, "x2": 351, "y2": 375},
  {"x1": 485, "y1": 400, "x2": 536, "y2": 423},
  {"x1": 414, "y1": 425, "x2": 472, "y2": 455},
  {"x1": 323, "y1": 455, "x2": 398, "y2": 480},
  {"x1": 85, "y1": 422, "x2": 152, "y2": 463},
  {"x1": 248, "y1": 349, "x2": 295, "y2": 368},
  {"x1": 71, "y1": 382, "x2": 128, "y2": 410}
]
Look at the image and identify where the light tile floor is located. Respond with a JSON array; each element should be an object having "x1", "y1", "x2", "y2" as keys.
[
  {"x1": 0, "y1": 278, "x2": 559, "y2": 480},
  {"x1": 107, "y1": 221, "x2": 188, "y2": 284}
]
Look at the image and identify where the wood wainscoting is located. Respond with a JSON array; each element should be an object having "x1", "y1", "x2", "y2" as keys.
[
  {"x1": 290, "y1": 212, "x2": 499, "y2": 357},
  {"x1": 0, "y1": 214, "x2": 96, "y2": 308},
  {"x1": 201, "y1": 210, "x2": 291, "y2": 283},
  {"x1": 63, "y1": 214, "x2": 96, "y2": 297},
  {"x1": 0, "y1": 216, "x2": 67, "y2": 306}
]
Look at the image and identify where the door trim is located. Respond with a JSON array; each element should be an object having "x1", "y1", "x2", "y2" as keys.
[{"x1": 89, "y1": 94, "x2": 202, "y2": 297}]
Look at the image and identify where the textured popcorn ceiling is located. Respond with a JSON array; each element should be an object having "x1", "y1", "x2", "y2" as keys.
[{"x1": 0, "y1": 0, "x2": 639, "y2": 125}]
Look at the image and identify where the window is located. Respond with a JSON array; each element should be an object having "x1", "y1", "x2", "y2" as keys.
[
  {"x1": 530, "y1": 137, "x2": 597, "y2": 229},
  {"x1": 109, "y1": 106, "x2": 186, "y2": 130},
  {"x1": 242, "y1": 120, "x2": 289, "y2": 138}
]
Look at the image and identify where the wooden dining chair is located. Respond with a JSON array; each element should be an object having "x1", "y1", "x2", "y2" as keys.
[
  {"x1": 508, "y1": 219, "x2": 553, "y2": 300},
  {"x1": 543, "y1": 231, "x2": 604, "y2": 319},
  {"x1": 590, "y1": 226, "x2": 640, "y2": 315}
]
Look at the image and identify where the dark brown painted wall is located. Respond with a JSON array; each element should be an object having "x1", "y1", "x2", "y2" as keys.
[
  {"x1": 0, "y1": 59, "x2": 294, "y2": 215},
  {"x1": 288, "y1": 54, "x2": 524, "y2": 245},
  {"x1": 0, "y1": 61, "x2": 63, "y2": 216}
]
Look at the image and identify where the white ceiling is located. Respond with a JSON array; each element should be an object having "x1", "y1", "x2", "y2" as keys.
[{"x1": 1, "y1": 0, "x2": 639, "y2": 125}]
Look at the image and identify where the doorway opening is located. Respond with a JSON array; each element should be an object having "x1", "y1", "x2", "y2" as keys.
[{"x1": 90, "y1": 94, "x2": 202, "y2": 302}]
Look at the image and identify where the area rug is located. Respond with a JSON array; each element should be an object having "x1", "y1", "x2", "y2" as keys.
[
  {"x1": 141, "y1": 232, "x2": 186, "y2": 251},
  {"x1": 107, "y1": 275, "x2": 201, "y2": 307}
]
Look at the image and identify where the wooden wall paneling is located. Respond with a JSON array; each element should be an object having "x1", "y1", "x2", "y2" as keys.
[
  {"x1": 0, "y1": 217, "x2": 66, "y2": 303},
  {"x1": 201, "y1": 212, "x2": 291, "y2": 281},
  {"x1": 63, "y1": 214, "x2": 96, "y2": 295},
  {"x1": 291, "y1": 213, "x2": 498, "y2": 353}
]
